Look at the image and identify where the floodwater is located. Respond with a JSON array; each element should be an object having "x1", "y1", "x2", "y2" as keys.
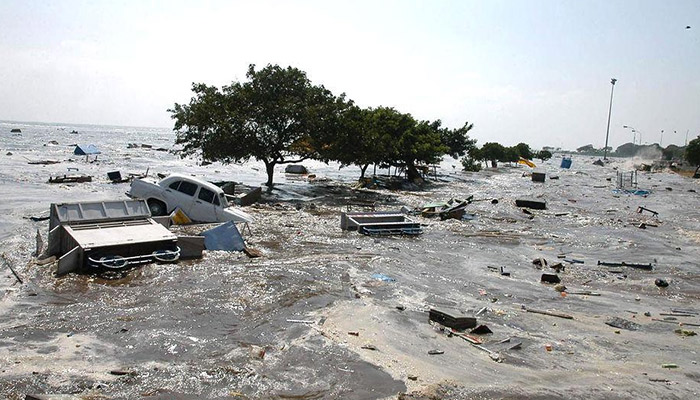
[{"x1": 1, "y1": 121, "x2": 699, "y2": 399}]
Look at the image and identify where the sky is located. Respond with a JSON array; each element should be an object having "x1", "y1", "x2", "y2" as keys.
[{"x1": 1, "y1": 0, "x2": 698, "y2": 150}]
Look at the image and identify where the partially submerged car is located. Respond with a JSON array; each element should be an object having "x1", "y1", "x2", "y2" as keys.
[{"x1": 127, "y1": 173, "x2": 253, "y2": 223}]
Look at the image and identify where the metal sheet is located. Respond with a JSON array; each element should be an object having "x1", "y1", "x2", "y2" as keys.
[
  {"x1": 57, "y1": 246, "x2": 82, "y2": 276},
  {"x1": 65, "y1": 220, "x2": 176, "y2": 249},
  {"x1": 53, "y1": 200, "x2": 151, "y2": 224}
]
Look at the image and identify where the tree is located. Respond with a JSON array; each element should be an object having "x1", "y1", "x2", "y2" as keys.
[
  {"x1": 323, "y1": 106, "x2": 406, "y2": 180},
  {"x1": 480, "y1": 142, "x2": 506, "y2": 167},
  {"x1": 513, "y1": 142, "x2": 533, "y2": 160},
  {"x1": 615, "y1": 142, "x2": 639, "y2": 157},
  {"x1": 536, "y1": 150, "x2": 552, "y2": 161},
  {"x1": 502, "y1": 146, "x2": 519, "y2": 163},
  {"x1": 685, "y1": 136, "x2": 700, "y2": 177},
  {"x1": 441, "y1": 122, "x2": 476, "y2": 159},
  {"x1": 170, "y1": 64, "x2": 346, "y2": 187},
  {"x1": 662, "y1": 144, "x2": 685, "y2": 161},
  {"x1": 395, "y1": 118, "x2": 449, "y2": 181}
]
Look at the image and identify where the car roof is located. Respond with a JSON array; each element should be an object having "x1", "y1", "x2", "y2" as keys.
[{"x1": 164, "y1": 173, "x2": 223, "y2": 193}]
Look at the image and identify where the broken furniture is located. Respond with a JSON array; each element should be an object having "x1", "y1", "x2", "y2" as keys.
[
  {"x1": 47, "y1": 200, "x2": 181, "y2": 275},
  {"x1": 421, "y1": 197, "x2": 474, "y2": 220},
  {"x1": 340, "y1": 211, "x2": 422, "y2": 236}
]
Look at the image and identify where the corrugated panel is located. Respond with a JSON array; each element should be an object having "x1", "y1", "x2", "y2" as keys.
[{"x1": 53, "y1": 200, "x2": 151, "y2": 224}]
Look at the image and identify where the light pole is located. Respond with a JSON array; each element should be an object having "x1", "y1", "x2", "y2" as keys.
[
  {"x1": 604, "y1": 78, "x2": 617, "y2": 160},
  {"x1": 623, "y1": 125, "x2": 636, "y2": 145},
  {"x1": 660, "y1": 130, "x2": 664, "y2": 147}
]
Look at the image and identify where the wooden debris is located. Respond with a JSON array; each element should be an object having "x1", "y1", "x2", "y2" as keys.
[
  {"x1": 525, "y1": 307, "x2": 574, "y2": 319},
  {"x1": 243, "y1": 247, "x2": 263, "y2": 258},
  {"x1": 1, "y1": 253, "x2": 23, "y2": 284},
  {"x1": 48, "y1": 175, "x2": 92, "y2": 184}
]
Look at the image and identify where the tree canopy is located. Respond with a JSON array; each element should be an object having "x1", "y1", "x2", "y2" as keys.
[
  {"x1": 440, "y1": 122, "x2": 476, "y2": 159},
  {"x1": 171, "y1": 64, "x2": 477, "y2": 186},
  {"x1": 686, "y1": 136, "x2": 700, "y2": 176},
  {"x1": 170, "y1": 64, "x2": 346, "y2": 187},
  {"x1": 536, "y1": 150, "x2": 552, "y2": 161},
  {"x1": 480, "y1": 142, "x2": 506, "y2": 167}
]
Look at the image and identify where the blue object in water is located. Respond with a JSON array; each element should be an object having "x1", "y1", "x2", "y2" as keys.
[
  {"x1": 201, "y1": 221, "x2": 245, "y2": 251},
  {"x1": 371, "y1": 273, "x2": 396, "y2": 282},
  {"x1": 560, "y1": 157, "x2": 572, "y2": 169},
  {"x1": 74, "y1": 144, "x2": 101, "y2": 155}
]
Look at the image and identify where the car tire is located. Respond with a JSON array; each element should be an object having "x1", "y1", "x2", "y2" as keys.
[{"x1": 148, "y1": 199, "x2": 167, "y2": 216}]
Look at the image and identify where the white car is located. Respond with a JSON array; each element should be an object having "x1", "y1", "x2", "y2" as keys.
[{"x1": 127, "y1": 173, "x2": 253, "y2": 223}]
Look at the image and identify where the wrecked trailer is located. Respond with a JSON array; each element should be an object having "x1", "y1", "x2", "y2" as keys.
[
  {"x1": 47, "y1": 199, "x2": 180, "y2": 275},
  {"x1": 340, "y1": 211, "x2": 422, "y2": 236}
]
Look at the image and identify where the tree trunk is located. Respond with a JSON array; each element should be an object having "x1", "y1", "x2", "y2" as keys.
[
  {"x1": 264, "y1": 161, "x2": 275, "y2": 188},
  {"x1": 491, "y1": 160, "x2": 498, "y2": 168},
  {"x1": 360, "y1": 164, "x2": 369, "y2": 180},
  {"x1": 406, "y1": 163, "x2": 422, "y2": 182},
  {"x1": 694, "y1": 165, "x2": 700, "y2": 178}
]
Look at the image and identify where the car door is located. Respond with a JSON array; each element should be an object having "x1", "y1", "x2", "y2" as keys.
[
  {"x1": 192, "y1": 186, "x2": 221, "y2": 222},
  {"x1": 164, "y1": 179, "x2": 197, "y2": 217}
]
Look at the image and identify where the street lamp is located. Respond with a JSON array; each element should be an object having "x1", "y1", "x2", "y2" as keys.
[
  {"x1": 623, "y1": 125, "x2": 636, "y2": 144},
  {"x1": 604, "y1": 78, "x2": 617, "y2": 160}
]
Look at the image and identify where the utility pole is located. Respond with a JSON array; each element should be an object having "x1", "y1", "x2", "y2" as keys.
[{"x1": 604, "y1": 78, "x2": 617, "y2": 160}]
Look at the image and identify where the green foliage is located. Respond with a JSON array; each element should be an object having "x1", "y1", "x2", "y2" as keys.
[
  {"x1": 461, "y1": 156, "x2": 482, "y2": 172},
  {"x1": 536, "y1": 150, "x2": 552, "y2": 161},
  {"x1": 171, "y1": 64, "x2": 477, "y2": 184},
  {"x1": 502, "y1": 146, "x2": 519, "y2": 163},
  {"x1": 441, "y1": 122, "x2": 476, "y2": 159},
  {"x1": 662, "y1": 144, "x2": 685, "y2": 161},
  {"x1": 480, "y1": 142, "x2": 506, "y2": 163},
  {"x1": 170, "y1": 64, "x2": 346, "y2": 186},
  {"x1": 395, "y1": 119, "x2": 449, "y2": 181},
  {"x1": 615, "y1": 142, "x2": 639, "y2": 157},
  {"x1": 513, "y1": 142, "x2": 533, "y2": 160},
  {"x1": 686, "y1": 136, "x2": 700, "y2": 174}
]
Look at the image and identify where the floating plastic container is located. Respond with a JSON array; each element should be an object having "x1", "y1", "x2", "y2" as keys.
[{"x1": 560, "y1": 157, "x2": 572, "y2": 169}]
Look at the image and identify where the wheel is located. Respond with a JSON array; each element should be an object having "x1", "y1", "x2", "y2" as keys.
[{"x1": 148, "y1": 199, "x2": 167, "y2": 216}]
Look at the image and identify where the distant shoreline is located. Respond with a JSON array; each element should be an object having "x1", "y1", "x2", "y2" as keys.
[{"x1": 0, "y1": 119, "x2": 170, "y2": 131}]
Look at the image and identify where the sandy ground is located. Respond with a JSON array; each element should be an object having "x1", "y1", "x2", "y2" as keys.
[{"x1": 0, "y1": 155, "x2": 699, "y2": 399}]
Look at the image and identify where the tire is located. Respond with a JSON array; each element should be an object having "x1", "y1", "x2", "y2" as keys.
[{"x1": 147, "y1": 199, "x2": 167, "y2": 216}]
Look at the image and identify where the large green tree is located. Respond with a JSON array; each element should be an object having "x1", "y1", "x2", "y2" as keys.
[
  {"x1": 322, "y1": 106, "x2": 405, "y2": 180},
  {"x1": 480, "y1": 142, "x2": 506, "y2": 167},
  {"x1": 686, "y1": 136, "x2": 700, "y2": 177},
  {"x1": 170, "y1": 64, "x2": 346, "y2": 187},
  {"x1": 513, "y1": 142, "x2": 533, "y2": 160},
  {"x1": 395, "y1": 118, "x2": 449, "y2": 181},
  {"x1": 440, "y1": 122, "x2": 476, "y2": 159}
]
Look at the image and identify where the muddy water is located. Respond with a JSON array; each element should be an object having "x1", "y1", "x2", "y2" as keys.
[{"x1": 1, "y1": 121, "x2": 700, "y2": 399}]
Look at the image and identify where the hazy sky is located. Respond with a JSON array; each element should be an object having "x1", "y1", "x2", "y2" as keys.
[{"x1": 1, "y1": 0, "x2": 698, "y2": 149}]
